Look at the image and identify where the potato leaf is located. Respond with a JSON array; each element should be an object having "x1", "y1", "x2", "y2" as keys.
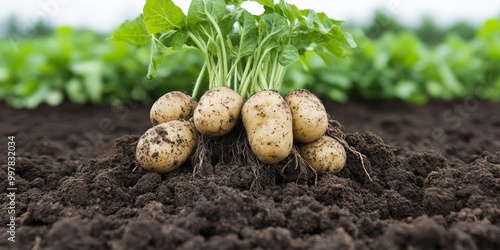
[
  {"x1": 277, "y1": 0, "x2": 303, "y2": 24},
  {"x1": 237, "y1": 10, "x2": 258, "y2": 56},
  {"x1": 187, "y1": 0, "x2": 227, "y2": 26},
  {"x1": 143, "y1": 0, "x2": 185, "y2": 34},
  {"x1": 251, "y1": 0, "x2": 274, "y2": 8},
  {"x1": 159, "y1": 30, "x2": 188, "y2": 49},
  {"x1": 113, "y1": 15, "x2": 150, "y2": 46},
  {"x1": 112, "y1": 0, "x2": 357, "y2": 98},
  {"x1": 258, "y1": 13, "x2": 289, "y2": 48},
  {"x1": 225, "y1": 0, "x2": 243, "y2": 4},
  {"x1": 219, "y1": 12, "x2": 236, "y2": 36},
  {"x1": 278, "y1": 44, "x2": 299, "y2": 66},
  {"x1": 147, "y1": 36, "x2": 176, "y2": 79},
  {"x1": 344, "y1": 32, "x2": 357, "y2": 48}
]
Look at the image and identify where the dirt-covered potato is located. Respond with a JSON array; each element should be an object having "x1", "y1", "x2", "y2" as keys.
[
  {"x1": 136, "y1": 120, "x2": 197, "y2": 173},
  {"x1": 299, "y1": 136, "x2": 346, "y2": 173},
  {"x1": 285, "y1": 89, "x2": 328, "y2": 143},
  {"x1": 193, "y1": 86, "x2": 243, "y2": 136},
  {"x1": 242, "y1": 90, "x2": 293, "y2": 164},
  {"x1": 150, "y1": 91, "x2": 197, "y2": 126}
]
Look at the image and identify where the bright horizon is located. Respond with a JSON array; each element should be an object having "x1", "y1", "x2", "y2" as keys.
[{"x1": 1, "y1": 0, "x2": 499, "y2": 34}]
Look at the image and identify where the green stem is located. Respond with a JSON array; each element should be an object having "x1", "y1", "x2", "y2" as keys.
[
  {"x1": 258, "y1": 72, "x2": 268, "y2": 90},
  {"x1": 192, "y1": 62, "x2": 207, "y2": 98},
  {"x1": 268, "y1": 52, "x2": 279, "y2": 90},
  {"x1": 261, "y1": 55, "x2": 271, "y2": 89},
  {"x1": 238, "y1": 56, "x2": 254, "y2": 97},
  {"x1": 206, "y1": 11, "x2": 228, "y2": 87},
  {"x1": 274, "y1": 65, "x2": 286, "y2": 90},
  {"x1": 232, "y1": 62, "x2": 238, "y2": 90},
  {"x1": 199, "y1": 27, "x2": 224, "y2": 88},
  {"x1": 251, "y1": 47, "x2": 273, "y2": 89},
  {"x1": 227, "y1": 56, "x2": 242, "y2": 83},
  {"x1": 208, "y1": 56, "x2": 217, "y2": 89}
]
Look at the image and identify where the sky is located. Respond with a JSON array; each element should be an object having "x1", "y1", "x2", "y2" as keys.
[{"x1": 1, "y1": 0, "x2": 499, "y2": 34}]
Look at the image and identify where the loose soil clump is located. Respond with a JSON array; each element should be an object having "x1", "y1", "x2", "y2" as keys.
[{"x1": 1, "y1": 100, "x2": 499, "y2": 250}]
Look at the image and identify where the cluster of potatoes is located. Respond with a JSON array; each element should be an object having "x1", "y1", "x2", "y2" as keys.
[{"x1": 136, "y1": 87, "x2": 346, "y2": 174}]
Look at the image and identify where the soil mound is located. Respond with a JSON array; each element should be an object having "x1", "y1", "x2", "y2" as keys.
[{"x1": 1, "y1": 100, "x2": 499, "y2": 249}]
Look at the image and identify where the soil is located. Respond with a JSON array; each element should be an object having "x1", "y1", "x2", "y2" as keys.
[{"x1": 1, "y1": 99, "x2": 499, "y2": 250}]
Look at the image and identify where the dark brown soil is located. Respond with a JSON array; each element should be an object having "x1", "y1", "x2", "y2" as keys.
[{"x1": 1, "y1": 99, "x2": 499, "y2": 250}]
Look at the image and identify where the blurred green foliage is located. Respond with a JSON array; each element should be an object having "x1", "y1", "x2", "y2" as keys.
[
  {"x1": 0, "y1": 27, "x2": 203, "y2": 108},
  {"x1": 1, "y1": 17, "x2": 499, "y2": 108},
  {"x1": 284, "y1": 18, "x2": 500, "y2": 104},
  {"x1": 363, "y1": 10, "x2": 477, "y2": 45}
]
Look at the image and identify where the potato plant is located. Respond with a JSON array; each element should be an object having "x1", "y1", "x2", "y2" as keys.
[{"x1": 117, "y1": 0, "x2": 369, "y2": 179}]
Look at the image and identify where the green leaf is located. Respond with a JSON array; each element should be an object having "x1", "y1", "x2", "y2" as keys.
[
  {"x1": 226, "y1": 0, "x2": 243, "y2": 4},
  {"x1": 237, "y1": 10, "x2": 258, "y2": 56},
  {"x1": 318, "y1": 26, "x2": 351, "y2": 57},
  {"x1": 147, "y1": 36, "x2": 176, "y2": 79},
  {"x1": 70, "y1": 61, "x2": 104, "y2": 102},
  {"x1": 45, "y1": 89, "x2": 64, "y2": 106},
  {"x1": 300, "y1": 10, "x2": 344, "y2": 34},
  {"x1": 327, "y1": 88, "x2": 348, "y2": 103},
  {"x1": 315, "y1": 47, "x2": 335, "y2": 65},
  {"x1": 344, "y1": 32, "x2": 357, "y2": 48},
  {"x1": 278, "y1": 0, "x2": 304, "y2": 24},
  {"x1": 438, "y1": 64, "x2": 466, "y2": 96},
  {"x1": 12, "y1": 78, "x2": 37, "y2": 96},
  {"x1": 143, "y1": 0, "x2": 185, "y2": 34},
  {"x1": 158, "y1": 30, "x2": 188, "y2": 49},
  {"x1": 187, "y1": 0, "x2": 226, "y2": 26},
  {"x1": 258, "y1": 13, "x2": 289, "y2": 48},
  {"x1": 251, "y1": 0, "x2": 274, "y2": 8},
  {"x1": 317, "y1": 12, "x2": 344, "y2": 28},
  {"x1": 301, "y1": 10, "x2": 326, "y2": 32},
  {"x1": 218, "y1": 12, "x2": 236, "y2": 36},
  {"x1": 394, "y1": 80, "x2": 417, "y2": 99},
  {"x1": 478, "y1": 18, "x2": 500, "y2": 38},
  {"x1": 278, "y1": 44, "x2": 299, "y2": 66},
  {"x1": 113, "y1": 15, "x2": 150, "y2": 46},
  {"x1": 319, "y1": 71, "x2": 351, "y2": 89},
  {"x1": 65, "y1": 78, "x2": 87, "y2": 103}
]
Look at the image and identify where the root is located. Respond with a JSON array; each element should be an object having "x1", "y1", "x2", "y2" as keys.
[
  {"x1": 192, "y1": 134, "x2": 210, "y2": 176},
  {"x1": 190, "y1": 121, "x2": 318, "y2": 189},
  {"x1": 189, "y1": 118, "x2": 372, "y2": 189},
  {"x1": 281, "y1": 146, "x2": 317, "y2": 185},
  {"x1": 327, "y1": 120, "x2": 373, "y2": 182},
  {"x1": 249, "y1": 161, "x2": 265, "y2": 192}
]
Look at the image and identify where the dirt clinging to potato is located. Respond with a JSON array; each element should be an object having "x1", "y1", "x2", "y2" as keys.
[{"x1": 1, "y1": 100, "x2": 499, "y2": 250}]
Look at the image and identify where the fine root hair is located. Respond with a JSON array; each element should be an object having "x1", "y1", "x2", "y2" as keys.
[{"x1": 326, "y1": 119, "x2": 373, "y2": 182}]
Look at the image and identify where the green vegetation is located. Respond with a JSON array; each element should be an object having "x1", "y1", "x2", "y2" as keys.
[
  {"x1": 286, "y1": 18, "x2": 500, "y2": 103},
  {"x1": 0, "y1": 27, "x2": 202, "y2": 108},
  {"x1": 1, "y1": 12, "x2": 499, "y2": 108},
  {"x1": 114, "y1": 0, "x2": 354, "y2": 99}
]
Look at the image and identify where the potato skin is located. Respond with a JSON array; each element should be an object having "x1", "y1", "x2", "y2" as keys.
[
  {"x1": 193, "y1": 86, "x2": 243, "y2": 136},
  {"x1": 150, "y1": 91, "x2": 197, "y2": 126},
  {"x1": 242, "y1": 90, "x2": 293, "y2": 164},
  {"x1": 136, "y1": 120, "x2": 197, "y2": 173},
  {"x1": 299, "y1": 136, "x2": 346, "y2": 173},
  {"x1": 285, "y1": 89, "x2": 328, "y2": 143}
]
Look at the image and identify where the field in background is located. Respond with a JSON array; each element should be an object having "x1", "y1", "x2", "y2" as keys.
[{"x1": 1, "y1": 15, "x2": 499, "y2": 108}]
